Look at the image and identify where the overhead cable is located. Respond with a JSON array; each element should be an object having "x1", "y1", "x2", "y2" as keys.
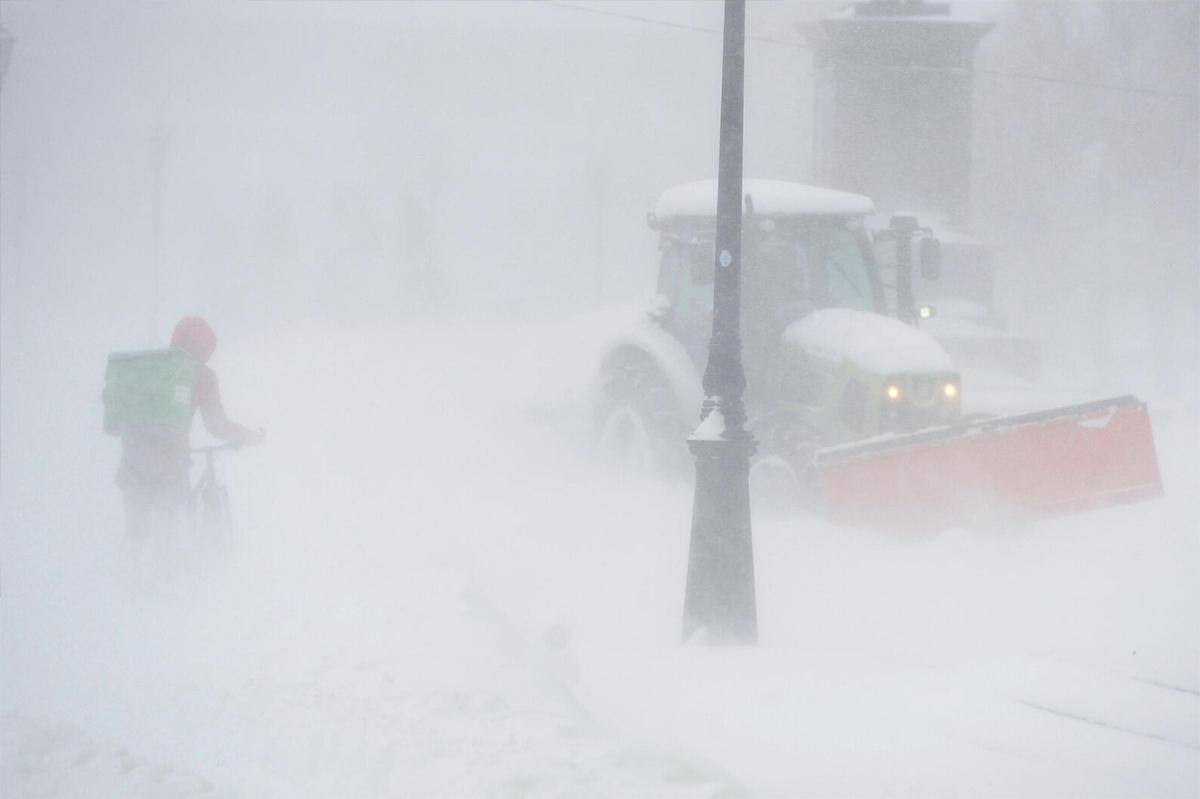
[
  {"x1": 540, "y1": 0, "x2": 803, "y2": 48},
  {"x1": 539, "y1": 0, "x2": 1199, "y2": 102}
]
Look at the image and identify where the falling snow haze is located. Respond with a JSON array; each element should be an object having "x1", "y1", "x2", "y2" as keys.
[{"x1": 1, "y1": 1, "x2": 1197, "y2": 796}]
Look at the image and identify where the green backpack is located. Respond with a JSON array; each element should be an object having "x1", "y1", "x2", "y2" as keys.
[{"x1": 103, "y1": 347, "x2": 198, "y2": 437}]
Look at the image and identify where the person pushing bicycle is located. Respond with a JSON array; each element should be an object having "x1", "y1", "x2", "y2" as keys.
[{"x1": 108, "y1": 316, "x2": 263, "y2": 585}]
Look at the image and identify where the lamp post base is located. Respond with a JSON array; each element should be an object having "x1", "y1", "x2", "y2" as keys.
[{"x1": 682, "y1": 435, "x2": 759, "y2": 645}]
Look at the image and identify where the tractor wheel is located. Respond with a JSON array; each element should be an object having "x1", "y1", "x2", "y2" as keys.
[
  {"x1": 750, "y1": 411, "x2": 823, "y2": 511},
  {"x1": 749, "y1": 454, "x2": 804, "y2": 514},
  {"x1": 595, "y1": 352, "x2": 690, "y2": 478}
]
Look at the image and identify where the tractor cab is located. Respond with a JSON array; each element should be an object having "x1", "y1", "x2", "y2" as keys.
[
  {"x1": 645, "y1": 179, "x2": 959, "y2": 443},
  {"x1": 648, "y1": 180, "x2": 884, "y2": 370}
]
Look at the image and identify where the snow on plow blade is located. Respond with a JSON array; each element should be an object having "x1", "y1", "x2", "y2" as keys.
[{"x1": 817, "y1": 396, "x2": 1163, "y2": 530}]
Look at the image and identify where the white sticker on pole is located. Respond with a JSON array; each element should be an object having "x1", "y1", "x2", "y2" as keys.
[{"x1": 719, "y1": 249, "x2": 733, "y2": 269}]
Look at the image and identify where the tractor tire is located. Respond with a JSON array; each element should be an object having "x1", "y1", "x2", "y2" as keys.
[
  {"x1": 749, "y1": 454, "x2": 804, "y2": 515},
  {"x1": 594, "y1": 351, "x2": 691, "y2": 478},
  {"x1": 750, "y1": 410, "x2": 823, "y2": 511}
]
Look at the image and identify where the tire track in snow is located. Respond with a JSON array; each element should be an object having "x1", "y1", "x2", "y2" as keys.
[{"x1": 1017, "y1": 700, "x2": 1200, "y2": 752}]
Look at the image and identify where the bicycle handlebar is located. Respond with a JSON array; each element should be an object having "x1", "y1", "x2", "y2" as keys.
[{"x1": 191, "y1": 443, "x2": 243, "y2": 455}]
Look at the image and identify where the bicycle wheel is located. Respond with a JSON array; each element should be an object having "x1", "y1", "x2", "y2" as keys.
[{"x1": 198, "y1": 481, "x2": 234, "y2": 572}]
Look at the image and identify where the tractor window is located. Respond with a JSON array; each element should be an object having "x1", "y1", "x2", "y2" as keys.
[
  {"x1": 751, "y1": 234, "x2": 813, "y2": 303},
  {"x1": 825, "y1": 228, "x2": 875, "y2": 312},
  {"x1": 678, "y1": 265, "x2": 713, "y2": 314},
  {"x1": 687, "y1": 239, "x2": 715, "y2": 285},
  {"x1": 672, "y1": 236, "x2": 714, "y2": 325}
]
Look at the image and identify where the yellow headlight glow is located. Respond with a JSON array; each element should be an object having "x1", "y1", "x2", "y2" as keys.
[
  {"x1": 943, "y1": 383, "x2": 958, "y2": 399},
  {"x1": 886, "y1": 384, "x2": 902, "y2": 401}
]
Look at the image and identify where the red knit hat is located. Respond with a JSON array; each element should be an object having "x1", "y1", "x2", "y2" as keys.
[{"x1": 170, "y1": 316, "x2": 217, "y2": 363}]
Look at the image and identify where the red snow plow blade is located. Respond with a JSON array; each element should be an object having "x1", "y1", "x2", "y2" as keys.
[{"x1": 817, "y1": 396, "x2": 1163, "y2": 530}]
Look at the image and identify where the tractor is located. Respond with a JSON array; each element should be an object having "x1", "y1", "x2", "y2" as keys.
[
  {"x1": 597, "y1": 180, "x2": 949, "y2": 478},
  {"x1": 596, "y1": 179, "x2": 1161, "y2": 528}
]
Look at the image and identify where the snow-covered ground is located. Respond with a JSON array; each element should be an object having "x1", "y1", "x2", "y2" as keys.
[{"x1": 2, "y1": 315, "x2": 1197, "y2": 797}]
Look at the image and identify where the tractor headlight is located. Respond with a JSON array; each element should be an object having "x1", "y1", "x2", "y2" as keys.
[
  {"x1": 885, "y1": 384, "x2": 902, "y2": 401},
  {"x1": 943, "y1": 382, "x2": 958, "y2": 400}
]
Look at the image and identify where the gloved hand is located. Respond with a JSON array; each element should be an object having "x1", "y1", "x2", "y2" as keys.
[{"x1": 243, "y1": 427, "x2": 266, "y2": 446}]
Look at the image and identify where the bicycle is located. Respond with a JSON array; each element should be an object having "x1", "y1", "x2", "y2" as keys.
[{"x1": 189, "y1": 443, "x2": 239, "y2": 575}]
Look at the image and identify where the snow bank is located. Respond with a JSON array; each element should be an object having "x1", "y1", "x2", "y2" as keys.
[{"x1": 1, "y1": 713, "x2": 223, "y2": 798}]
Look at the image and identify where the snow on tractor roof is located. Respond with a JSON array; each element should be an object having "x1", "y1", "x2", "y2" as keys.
[{"x1": 654, "y1": 179, "x2": 874, "y2": 221}]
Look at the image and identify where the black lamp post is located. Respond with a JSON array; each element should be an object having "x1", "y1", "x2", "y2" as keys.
[{"x1": 681, "y1": 0, "x2": 758, "y2": 646}]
